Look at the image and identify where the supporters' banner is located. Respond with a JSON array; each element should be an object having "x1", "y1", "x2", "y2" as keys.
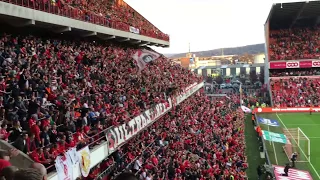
[
  {"x1": 254, "y1": 107, "x2": 320, "y2": 113},
  {"x1": 241, "y1": 105, "x2": 252, "y2": 113},
  {"x1": 262, "y1": 130, "x2": 287, "y2": 144},
  {"x1": 66, "y1": 147, "x2": 79, "y2": 165},
  {"x1": 78, "y1": 146, "x2": 91, "y2": 177},
  {"x1": 269, "y1": 60, "x2": 320, "y2": 69},
  {"x1": 257, "y1": 117, "x2": 279, "y2": 126},
  {"x1": 55, "y1": 155, "x2": 73, "y2": 180},
  {"x1": 273, "y1": 165, "x2": 313, "y2": 180},
  {"x1": 129, "y1": 26, "x2": 140, "y2": 34},
  {"x1": 106, "y1": 98, "x2": 172, "y2": 154},
  {"x1": 105, "y1": 82, "x2": 204, "y2": 154},
  {"x1": 176, "y1": 82, "x2": 204, "y2": 104},
  {"x1": 132, "y1": 49, "x2": 161, "y2": 71}
]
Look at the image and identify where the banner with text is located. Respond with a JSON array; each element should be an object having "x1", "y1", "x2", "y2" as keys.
[
  {"x1": 269, "y1": 60, "x2": 320, "y2": 69},
  {"x1": 105, "y1": 81, "x2": 204, "y2": 155},
  {"x1": 257, "y1": 117, "x2": 279, "y2": 126},
  {"x1": 132, "y1": 49, "x2": 161, "y2": 71},
  {"x1": 55, "y1": 154, "x2": 73, "y2": 180},
  {"x1": 273, "y1": 165, "x2": 313, "y2": 180},
  {"x1": 48, "y1": 82, "x2": 204, "y2": 180},
  {"x1": 262, "y1": 130, "x2": 287, "y2": 144}
]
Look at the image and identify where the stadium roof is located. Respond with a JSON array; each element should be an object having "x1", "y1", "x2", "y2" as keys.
[{"x1": 267, "y1": 1, "x2": 320, "y2": 30}]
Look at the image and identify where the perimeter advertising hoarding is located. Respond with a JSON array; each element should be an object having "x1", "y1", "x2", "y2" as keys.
[
  {"x1": 269, "y1": 60, "x2": 320, "y2": 69},
  {"x1": 254, "y1": 107, "x2": 320, "y2": 113}
]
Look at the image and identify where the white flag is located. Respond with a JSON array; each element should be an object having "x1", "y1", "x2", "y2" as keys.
[{"x1": 241, "y1": 106, "x2": 252, "y2": 113}]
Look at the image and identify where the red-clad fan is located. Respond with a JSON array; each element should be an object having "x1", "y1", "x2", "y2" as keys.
[
  {"x1": 30, "y1": 148, "x2": 51, "y2": 165},
  {"x1": 0, "y1": 124, "x2": 11, "y2": 141}
]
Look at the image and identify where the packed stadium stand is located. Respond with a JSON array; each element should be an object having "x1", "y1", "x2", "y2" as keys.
[
  {"x1": 86, "y1": 91, "x2": 247, "y2": 180},
  {"x1": 267, "y1": 1, "x2": 320, "y2": 108},
  {"x1": 0, "y1": 25, "x2": 204, "y2": 174},
  {"x1": 1, "y1": 0, "x2": 169, "y2": 41},
  {"x1": 269, "y1": 27, "x2": 320, "y2": 61},
  {"x1": 0, "y1": 0, "x2": 230, "y2": 180},
  {"x1": 0, "y1": 0, "x2": 251, "y2": 179}
]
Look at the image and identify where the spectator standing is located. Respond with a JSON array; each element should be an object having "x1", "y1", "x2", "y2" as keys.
[{"x1": 291, "y1": 152, "x2": 298, "y2": 168}]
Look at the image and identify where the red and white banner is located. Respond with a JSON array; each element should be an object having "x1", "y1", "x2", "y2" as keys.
[
  {"x1": 269, "y1": 59, "x2": 320, "y2": 69},
  {"x1": 273, "y1": 165, "x2": 313, "y2": 180},
  {"x1": 55, "y1": 154, "x2": 73, "y2": 180},
  {"x1": 132, "y1": 49, "x2": 161, "y2": 71},
  {"x1": 254, "y1": 107, "x2": 320, "y2": 113},
  {"x1": 78, "y1": 146, "x2": 91, "y2": 177}
]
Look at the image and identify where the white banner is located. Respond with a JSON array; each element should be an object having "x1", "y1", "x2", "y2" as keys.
[
  {"x1": 129, "y1": 26, "x2": 140, "y2": 34},
  {"x1": 55, "y1": 155, "x2": 73, "y2": 180},
  {"x1": 241, "y1": 105, "x2": 252, "y2": 113},
  {"x1": 66, "y1": 147, "x2": 79, "y2": 165},
  {"x1": 78, "y1": 146, "x2": 91, "y2": 177}
]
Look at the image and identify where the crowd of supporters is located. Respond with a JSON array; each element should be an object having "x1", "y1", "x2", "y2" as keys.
[
  {"x1": 3, "y1": 0, "x2": 169, "y2": 41},
  {"x1": 0, "y1": 32, "x2": 201, "y2": 167},
  {"x1": 269, "y1": 27, "x2": 320, "y2": 61},
  {"x1": 270, "y1": 68, "x2": 320, "y2": 77},
  {"x1": 270, "y1": 77, "x2": 320, "y2": 107},
  {"x1": 82, "y1": 91, "x2": 247, "y2": 180},
  {"x1": 269, "y1": 67, "x2": 320, "y2": 107}
]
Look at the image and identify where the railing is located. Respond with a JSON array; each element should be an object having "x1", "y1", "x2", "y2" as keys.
[
  {"x1": 0, "y1": 0, "x2": 169, "y2": 41},
  {"x1": 0, "y1": 140, "x2": 34, "y2": 168},
  {"x1": 28, "y1": 81, "x2": 204, "y2": 179},
  {"x1": 254, "y1": 113, "x2": 275, "y2": 178}
]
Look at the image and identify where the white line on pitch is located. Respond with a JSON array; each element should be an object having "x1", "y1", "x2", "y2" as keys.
[
  {"x1": 276, "y1": 114, "x2": 320, "y2": 180},
  {"x1": 285, "y1": 124, "x2": 320, "y2": 126}
]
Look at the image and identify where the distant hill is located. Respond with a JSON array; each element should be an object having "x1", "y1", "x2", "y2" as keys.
[{"x1": 165, "y1": 43, "x2": 265, "y2": 58}]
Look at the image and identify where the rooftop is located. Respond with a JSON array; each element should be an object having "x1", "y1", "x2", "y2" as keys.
[{"x1": 267, "y1": 1, "x2": 320, "y2": 29}]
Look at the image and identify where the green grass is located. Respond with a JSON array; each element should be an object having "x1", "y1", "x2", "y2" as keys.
[
  {"x1": 244, "y1": 115, "x2": 266, "y2": 179},
  {"x1": 257, "y1": 112, "x2": 320, "y2": 179}
]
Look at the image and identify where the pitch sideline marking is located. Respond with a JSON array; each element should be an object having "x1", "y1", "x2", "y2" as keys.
[
  {"x1": 272, "y1": 138, "x2": 278, "y2": 165},
  {"x1": 276, "y1": 113, "x2": 320, "y2": 179},
  {"x1": 286, "y1": 124, "x2": 320, "y2": 126}
]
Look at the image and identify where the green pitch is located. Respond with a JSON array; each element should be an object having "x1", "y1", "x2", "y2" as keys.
[{"x1": 257, "y1": 112, "x2": 320, "y2": 179}]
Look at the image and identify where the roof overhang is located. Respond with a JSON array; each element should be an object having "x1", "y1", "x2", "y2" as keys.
[{"x1": 266, "y1": 1, "x2": 320, "y2": 30}]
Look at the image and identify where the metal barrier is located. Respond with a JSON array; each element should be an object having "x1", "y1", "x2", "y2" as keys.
[
  {"x1": 255, "y1": 113, "x2": 275, "y2": 178},
  {"x1": 0, "y1": 0, "x2": 169, "y2": 41},
  {"x1": 0, "y1": 140, "x2": 34, "y2": 168}
]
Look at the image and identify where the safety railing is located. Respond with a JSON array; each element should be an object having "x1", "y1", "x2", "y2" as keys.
[
  {"x1": 254, "y1": 113, "x2": 275, "y2": 178},
  {"x1": 0, "y1": 0, "x2": 169, "y2": 41}
]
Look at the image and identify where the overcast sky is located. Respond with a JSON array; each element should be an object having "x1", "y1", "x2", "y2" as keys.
[
  {"x1": 124, "y1": 0, "x2": 310, "y2": 54},
  {"x1": 124, "y1": 0, "x2": 272, "y2": 54}
]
